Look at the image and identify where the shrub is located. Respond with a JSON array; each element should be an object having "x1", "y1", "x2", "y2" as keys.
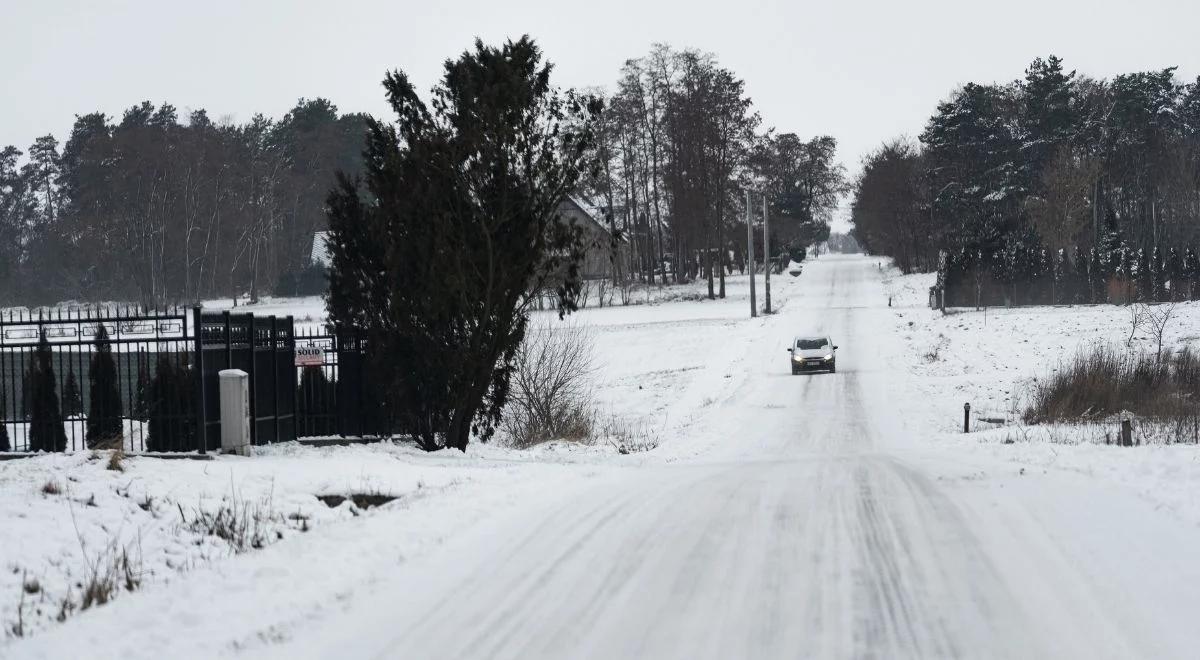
[
  {"x1": 28, "y1": 331, "x2": 67, "y2": 452},
  {"x1": 1025, "y1": 344, "x2": 1200, "y2": 424},
  {"x1": 86, "y1": 324, "x2": 124, "y2": 447},
  {"x1": 501, "y1": 323, "x2": 596, "y2": 448},
  {"x1": 146, "y1": 355, "x2": 194, "y2": 452},
  {"x1": 62, "y1": 368, "x2": 83, "y2": 418}
]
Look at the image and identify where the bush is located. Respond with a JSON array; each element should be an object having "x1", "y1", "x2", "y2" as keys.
[
  {"x1": 501, "y1": 323, "x2": 596, "y2": 448},
  {"x1": 1025, "y1": 344, "x2": 1200, "y2": 424},
  {"x1": 62, "y1": 368, "x2": 83, "y2": 418},
  {"x1": 87, "y1": 324, "x2": 124, "y2": 447},
  {"x1": 28, "y1": 331, "x2": 67, "y2": 452},
  {"x1": 146, "y1": 355, "x2": 195, "y2": 452}
]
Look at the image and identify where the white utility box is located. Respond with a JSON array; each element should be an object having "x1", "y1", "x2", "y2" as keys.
[{"x1": 218, "y1": 369, "x2": 251, "y2": 456}]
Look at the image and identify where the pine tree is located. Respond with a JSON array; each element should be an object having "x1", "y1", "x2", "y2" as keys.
[
  {"x1": 62, "y1": 368, "x2": 82, "y2": 418},
  {"x1": 28, "y1": 331, "x2": 67, "y2": 452},
  {"x1": 1184, "y1": 247, "x2": 1200, "y2": 300},
  {"x1": 326, "y1": 37, "x2": 601, "y2": 451},
  {"x1": 133, "y1": 358, "x2": 150, "y2": 422},
  {"x1": 146, "y1": 355, "x2": 193, "y2": 452},
  {"x1": 1149, "y1": 246, "x2": 1164, "y2": 302},
  {"x1": 86, "y1": 324, "x2": 123, "y2": 447},
  {"x1": 1165, "y1": 248, "x2": 1183, "y2": 301}
]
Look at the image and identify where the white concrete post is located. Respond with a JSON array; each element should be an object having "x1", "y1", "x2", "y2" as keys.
[{"x1": 219, "y1": 369, "x2": 251, "y2": 456}]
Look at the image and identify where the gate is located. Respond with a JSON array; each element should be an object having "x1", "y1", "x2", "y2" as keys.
[
  {"x1": 293, "y1": 326, "x2": 382, "y2": 439},
  {"x1": 198, "y1": 312, "x2": 296, "y2": 449}
]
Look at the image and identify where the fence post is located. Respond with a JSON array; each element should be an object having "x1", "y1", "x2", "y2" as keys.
[
  {"x1": 963, "y1": 402, "x2": 971, "y2": 433},
  {"x1": 192, "y1": 307, "x2": 206, "y2": 454},
  {"x1": 1121, "y1": 418, "x2": 1132, "y2": 447},
  {"x1": 248, "y1": 314, "x2": 257, "y2": 446}
]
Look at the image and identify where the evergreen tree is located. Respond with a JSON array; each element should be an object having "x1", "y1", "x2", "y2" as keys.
[
  {"x1": 1164, "y1": 247, "x2": 1182, "y2": 300},
  {"x1": 62, "y1": 368, "x2": 82, "y2": 418},
  {"x1": 146, "y1": 355, "x2": 193, "y2": 452},
  {"x1": 1135, "y1": 248, "x2": 1152, "y2": 301},
  {"x1": 86, "y1": 324, "x2": 123, "y2": 447},
  {"x1": 28, "y1": 332, "x2": 67, "y2": 452},
  {"x1": 133, "y1": 357, "x2": 150, "y2": 422},
  {"x1": 326, "y1": 37, "x2": 601, "y2": 451},
  {"x1": 1184, "y1": 247, "x2": 1200, "y2": 300}
]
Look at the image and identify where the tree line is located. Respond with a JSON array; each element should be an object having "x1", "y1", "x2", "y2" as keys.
[
  {"x1": 584, "y1": 44, "x2": 846, "y2": 298},
  {"x1": 852, "y1": 56, "x2": 1200, "y2": 276},
  {"x1": 0, "y1": 44, "x2": 847, "y2": 309},
  {"x1": 0, "y1": 99, "x2": 366, "y2": 307}
]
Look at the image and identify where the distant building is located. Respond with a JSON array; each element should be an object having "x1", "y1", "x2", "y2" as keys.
[
  {"x1": 310, "y1": 231, "x2": 332, "y2": 268},
  {"x1": 310, "y1": 198, "x2": 625, "y2": 280},
  {"x1": 556, "y1": 196, "x2": 626, "y2": 280}
]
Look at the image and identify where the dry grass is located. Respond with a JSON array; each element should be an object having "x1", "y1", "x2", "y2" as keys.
[
  {"x1": 106, "y1": 449, "x2": 125, "y2": 472},
  {"x1": 1025, "y1": 344, "x2": 1200, "y2": 441}
]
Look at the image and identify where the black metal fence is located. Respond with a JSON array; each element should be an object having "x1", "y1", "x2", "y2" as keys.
[
  {"x1": 198, "y1": 312, "x2": 297, "y2": 450},
  {"x1": 293, "y1": 326, "x2": 382, "y2": 439},
  {"x1": 1, "y1": 306, "x2": 385, "y2": 454},
  {"x1": 0, "y1": 307, "x2": 197, "y2": 452}
]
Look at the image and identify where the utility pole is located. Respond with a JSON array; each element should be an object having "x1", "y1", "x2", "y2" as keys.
[
  {"x1": 762, "y1": 195, "x2": 771, "y2": 314},
  {"x1": 745, "y1": 188, "x2": 756, "y2": 318}
]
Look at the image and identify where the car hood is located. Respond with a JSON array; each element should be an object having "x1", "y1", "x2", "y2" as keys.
[{"x1": 796, "y1": 348, "x2": 831, "y2": 358}]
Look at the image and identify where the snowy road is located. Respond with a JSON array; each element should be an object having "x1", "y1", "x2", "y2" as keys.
[
  {"x1": 12, "y1": 257, "x2": 1200, "y2": 659},
  {"x1": 268, "y1": 257, "x2": 1200, "y2": 659}
]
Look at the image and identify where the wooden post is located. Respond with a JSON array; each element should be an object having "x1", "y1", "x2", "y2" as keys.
[
  {"x1": 1121, "y1": 418, "x2": 1132, "y2": 447},
  {"x1": 963, "y1": 402, "x2": 971, "y2": 433}
]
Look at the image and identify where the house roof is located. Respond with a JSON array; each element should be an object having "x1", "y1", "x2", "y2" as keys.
[{"x1": 311, "y1": 231, "x2": 331, "y2": 267}]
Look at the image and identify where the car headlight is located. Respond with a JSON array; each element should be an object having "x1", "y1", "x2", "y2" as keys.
[{"x1": 822, "y1": 354, "x2": 833, "y2": 360}]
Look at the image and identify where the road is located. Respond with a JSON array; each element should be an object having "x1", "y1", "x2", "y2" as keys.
[{"x1": 274, "y1": 256, "x2": 1200, "y2": 659}]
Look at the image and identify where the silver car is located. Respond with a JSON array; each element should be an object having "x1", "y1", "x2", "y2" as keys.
[{"x1": 787, "y1": 336, "x2": 838, "y2": 374}]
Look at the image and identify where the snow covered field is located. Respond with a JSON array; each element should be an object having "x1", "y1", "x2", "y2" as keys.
[
  {"x1": 5, "y1": 257, "x2": 1200, "y2": 658},
  {"x1": 883, "y1": 268, "x2": 1200, "y2": 527},
  {"x1": 0, "y1": 272, "x2": 781, "y2": 644}
]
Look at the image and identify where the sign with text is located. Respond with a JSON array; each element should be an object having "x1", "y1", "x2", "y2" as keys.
[{"x1": 294, "y1": 345, "x2": 324, "y2": 367}]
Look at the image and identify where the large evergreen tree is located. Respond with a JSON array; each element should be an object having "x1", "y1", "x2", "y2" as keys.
[
  {"x1": 326, "y1": 37, "x2": 601, "y2": 451},
  {"x1": 86, "y1": 324, "x2": 124, "y2": 447},
  {"x1": 28, "y1": 332, "x2": 67, "y2": 452},
  {"x1": 62, "y1": 368, "x2": 82, "y2": 418}
]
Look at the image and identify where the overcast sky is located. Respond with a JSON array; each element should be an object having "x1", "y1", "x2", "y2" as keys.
[{"x1": 4, "y1": 0, "x2": 1199, "y2": 224}]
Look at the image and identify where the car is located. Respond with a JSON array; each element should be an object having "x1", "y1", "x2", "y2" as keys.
[{"x1": 787, "y1": 336, "x2": 837, "y2": 374}]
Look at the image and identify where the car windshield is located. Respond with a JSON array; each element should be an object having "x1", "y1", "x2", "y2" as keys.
[{"x1": 796, "y1": 338, "x2": 827, "y2": 350}]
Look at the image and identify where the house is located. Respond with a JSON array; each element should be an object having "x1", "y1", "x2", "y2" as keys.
[
  {"x1": 556, "y1": 196, "x2": 626, "y2": 280},
  {"x1": 310, "y1": 231, "x2": 332, "y2": 268},
  {"x1": 310, "y1": 197, "x2": 624, "y2": 280}
]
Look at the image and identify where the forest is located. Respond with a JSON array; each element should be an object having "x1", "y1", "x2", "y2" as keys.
[
  {"x1": 0, "y1": 44, "x2": 847, "y2": 307},
  {"x1": 852, "y1": 56, "x2": 1200, "y2": 279}
]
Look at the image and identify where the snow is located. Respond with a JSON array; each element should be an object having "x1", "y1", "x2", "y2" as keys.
[{"x1": 5, "y1": 257, "x2": 1200, "y2": 658}]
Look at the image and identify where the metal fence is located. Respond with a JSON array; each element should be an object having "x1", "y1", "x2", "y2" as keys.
[
  {"x1": 198, "y1": 312, "x2": 297, "y2": 450},
  {"x1": 0, "y1": 307, "x2": 198, "y2": 452},
  {"x1": 1, "y1": 306, "x2": 389, "y2": 454},
  {"x1": 293, "y1": 326, "x2": 380, "y2": 439}
]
